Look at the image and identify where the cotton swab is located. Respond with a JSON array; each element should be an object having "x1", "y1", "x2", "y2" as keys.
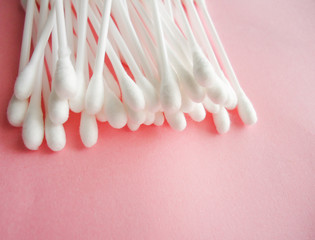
[
  {"x1": 174, "y1": 0, "x2": 223, "y2": 96},
  {"x1": 85, "y1": 4, "x2": 145, "y2": 113},
  {"x1": 54, "y1": 0, "x2": 77, "y2": 100},
  {"x1": 43, "y1": 52, "x2": 66, "y2": 151},
  {"x1": 195, "y1": 0, "x2": 257, "y2": 125},
  {"x1": 69, "y1": 0, "x2": 89, "y2": 113},
  {"x1": 107, "y1": 41, "x2": 146, "y2": 112},
  {"x1": 85, "y1": 0, "x2": 112, "y2": 115},
  {"x1": 84, "y1": 30, "x2": 121, "y2": 99},
  {"x1": 109, "y1": 19, "x2": 160, "y2": 113},
  {"x1": 128, "y1": 1, "x2": 205, "y2": 104},
  {"x1": 64, "y1": 0, "x2": 75, "y2": 59},
  {"x1": 43, "y1": 27, "x2": 66, "y2": 151},
  {"x1": 48, "y1": 25, "x2": 70, "y2": 125},
  {"x1": 30, "y1": 2, "x2": 68, "y2": 126},
  {"x1": 8, "y1": 0, "x2": 258, "y2": 150},
  {"x1": 180, "y1": 0, "x2": 237, "y2": 108},
  {"x1": 7, "y1": 0, "x2": 35, "y2": 127},
  {"x1": 149, "y1": 0, "x2": 182, "y2": 113},
  {"x1": 22, "y1": 0, "x2": 50, "y2": 150},
  {"x1": 82, "y1": 25, "x2": 127, "y2": 129},
  {"x1": 14, "y1": 5, "x2": 55, "y2": 101}
]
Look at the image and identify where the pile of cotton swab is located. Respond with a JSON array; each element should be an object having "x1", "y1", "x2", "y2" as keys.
[{"x1": 7, "y1": 0, "x2": 257, "y2": 151}]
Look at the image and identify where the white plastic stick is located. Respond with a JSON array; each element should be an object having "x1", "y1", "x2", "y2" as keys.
[
  {"x1": 109, "y1": 0, "x2": 157, "y2": 83},
  {"x1": 19, "y1": 0, "x2": 36, "y2": 72},
  {"x1": 64, "y1": 0, "x2": 75, "y2": 57}
]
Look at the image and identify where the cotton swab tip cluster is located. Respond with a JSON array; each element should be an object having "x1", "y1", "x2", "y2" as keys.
[{"x1": 7, "y1": 0, "x2": 257, "y2": 151}]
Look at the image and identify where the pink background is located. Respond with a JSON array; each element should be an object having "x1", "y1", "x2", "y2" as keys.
[{"x1": 0, "y1": 0, "x2": 314, "y2": 239}]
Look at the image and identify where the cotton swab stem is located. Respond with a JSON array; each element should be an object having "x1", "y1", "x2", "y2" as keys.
[
  {"x1": 110, "y1": 0, "x2": 157, "y2": 82},
  {"x1": 55, "y1": 0, "x2": 69, "y2": 53},
  {"x1": 19, "y1": 0, "x2": 36, "y2": 72},
  {"x1": 64, "y1": 0, "x2": 75, "y2": 56}
]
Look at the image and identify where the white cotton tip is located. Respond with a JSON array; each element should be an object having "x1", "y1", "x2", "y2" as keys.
[
  {"x1": 188, "y1": 103, "x2": 206, "y2": 122},
  {"x1": 54, "y1": 55, "x2": 78, "y2": 99},
  {"x1": 203, "y1": 97, "x2": 220, "y2": 114},
  {"x1": 80, "y1": 111, "x2": 98, "y2": 148},
  {"x1": 22, "y1": 106, "x2": 44, "y2": 150},
  {"x1": 192, "y1": 47, "x2": 218, "y2": 87},
  {"x1": 206, "y1": 80, "x2": 228, "y2": 105},
  {"x1": 7, "y1": 95, "x2": 28, "y2": 127},
  {"x1": 144, "y1": 112, "x2": 155, "y2": 126},
  {"x1": 137, "y1": 76, "x2": 160, "y2": 112},
  {"x1": 104, "y1": 90, "x2": 127, "y2": 129},
  {"x1": 120, "y1": 74, "x2": 145, "y2": 111},
  {"x1": 213, "y1": 107, "x2": 230, "y2": 134},
  {"x1": 127, "y1": 121, "x2": 140, "y2": 131},
  {"x1": 154, "y1": 112, "x2": 165, "y2": 126},
  {"x1": 224, "y1": 84, "x2": 238, "y2": 110},
  {"x1": 160, "y1": 72, "x2": 182, "y2": 113},
  {"x1": 165, "y1": 111, "x2": 187, "y2": 131},
  {"x1": 48, "y1": 89, "x2": 69, "y2": 125},
  {"x1": 181, "y1": 92, "x2": 196, "y2": 113},
  {"x1": 45, "y1": 117, "x2": 66, "y2": 152},
  {"x1": 69, "y1": 72, "x2": 86, "y2": 113},
  {"x1": 85, "y1": 73, "x2": 105, "y2": 115},
  {"x1": 180, "y1": 69, "x2": 206, "y2": 103},
  {"x1": 96, "y1": 108, "x2": 107, "y2": 122},
  {"x1": 125, "y1": 103, "x2": 146, "y2": 125},
  {"x1": 14, "y1": 63, "x2": 37, "y2": 100},
  {"x1": 237, "y1": 94, "x2": 257, "y2": 125}
]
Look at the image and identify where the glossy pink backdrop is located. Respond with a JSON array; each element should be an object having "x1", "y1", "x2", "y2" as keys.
[{"x1": 0, "y1": 0, "x2": 314, "y2": 239}]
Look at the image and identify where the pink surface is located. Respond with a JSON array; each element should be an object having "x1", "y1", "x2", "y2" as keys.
[{"x1": 0, "y1": 0, "x2": 314, "y2": 239}]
